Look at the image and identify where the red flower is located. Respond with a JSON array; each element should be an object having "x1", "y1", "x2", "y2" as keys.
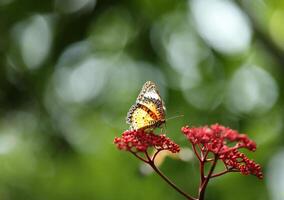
[
  {"x1": 114, "y1": 130, "x2": 180, "y2": 153},
  {"x1": 221, "y1": 149, "x2": 263, "y2": 178},
  {"x1": 181, "y1": 124, "x2": 263, "y2": 179}
]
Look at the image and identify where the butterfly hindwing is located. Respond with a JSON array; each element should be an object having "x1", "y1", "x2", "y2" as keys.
[{"x1": 127, "y1": 103, "x2": 158, "y2": 130}]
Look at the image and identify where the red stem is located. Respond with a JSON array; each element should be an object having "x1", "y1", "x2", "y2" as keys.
[
  {"x1": 210, "y1": 169, "x2": 239, "y2": 179},
  {"x1": 203, "y1": 150, "x2": 209, "y2": 161},
  {"x1": 152, "y1": 149, "x2": 161, "y2": 162},
  {"x1": 145, "y1": 151, "x2": 197, "y2": 200},
  {"x1": 198, "y1": 155, "x2": 218, "y2": 200},
  {"x1": 191, "y1": 143, "x2": 202, "y2": 162},
  {"x1": 200, "y1": 159, "x2": 205, "y2": 183},
  {"x1": 130, "y1": 151, "x2": 149, "y2": 163}
]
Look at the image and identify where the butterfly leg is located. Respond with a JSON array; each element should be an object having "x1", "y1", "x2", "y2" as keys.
[{"x1": 160, "y1": 123, "x2": 167, "y2": 134}]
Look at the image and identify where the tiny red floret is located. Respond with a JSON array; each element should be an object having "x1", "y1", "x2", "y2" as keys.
[{"x1": 114, "y1": 130, "x2": 180, "y2": 153}]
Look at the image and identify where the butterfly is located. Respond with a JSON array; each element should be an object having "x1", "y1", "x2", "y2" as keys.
[{"x1": 126, "y1": 81, "x2": 166, "y2": 131}]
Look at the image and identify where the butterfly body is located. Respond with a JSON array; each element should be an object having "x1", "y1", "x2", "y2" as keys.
[{"x1": 126, "y1": 81, "x2": 166, "y2": 131}]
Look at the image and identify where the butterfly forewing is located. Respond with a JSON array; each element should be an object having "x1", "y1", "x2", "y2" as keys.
[
  {"x1": 127, "y1": 104, "x2": 158, "y2": 130},
  {"x1": 137, "y1": 81, "x2": 162, "y2": 102},
  {"x1": 138, "y1": 97, "x2": 165, "y2": 120}
]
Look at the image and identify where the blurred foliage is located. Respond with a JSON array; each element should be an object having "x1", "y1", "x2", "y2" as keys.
[{"x1": 0, "y1": 0, "x2": 284, "y2": 199}]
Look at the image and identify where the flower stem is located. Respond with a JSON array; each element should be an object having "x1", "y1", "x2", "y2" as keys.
[
  {"x1": 145, "y1": 152, "x2": 196, "y2": 200},
  {"x1": 199, "y1": 158, "x2": 205, "y2": 183},
  {"x1": 130, "y1": 151, "x2": 149, "y2": 163},
  {"x1": 198, "y1": 155, "x2": 218, "y2": 200},
  {"x1": 149, "y1": 161, "x2": 196, "y2": 200},
  {"x1": 210, "y1": 169, "x2": 239, "y2": 179},
  {"x1": 191, "y1": 143, "x2": 201, "y2": 162},
  {"x1": 152, "y1": 149, "x2": 161, "y2": 161}
]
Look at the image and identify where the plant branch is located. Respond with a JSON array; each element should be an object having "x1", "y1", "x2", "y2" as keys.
[
  {"x1": 152, "y1": 149, "x2": 162, "y2": 162},
  {"x1": 199, "y1": 159, "x2": 205, "y2": 183},
  {"x1": 210, "y1": 169, "x2": 239, "y2": 179},
  {"x1": 202, "y1": 150, "x2": 209, "y2": 161},
  {"x1": 145, "y1": 151, "x2": 197, "y2": 200},
  {"x1": 130, "y1": 151, "x2": 149, "y2": 163},
  {"x1": 191, "y1": 143, "x2": 202, "y2": 162},
  {"x1": 198, "y1": 155, "x2": 218, "y2": 200}
]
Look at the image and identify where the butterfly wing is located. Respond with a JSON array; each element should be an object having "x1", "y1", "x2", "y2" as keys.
[
  {"x1": 126, "y1": 81, "x2": 166, "y2": 130},
  {"x1": 137, "y1": 81, "x2": 166, "y2": 117},
  {"x1": 126, "y1": 103, "x2": 159, "y2": 130},
  {"x1": 137, "y1": 81, "x2": 162, "y2": 102},
  {"x1": 138, "y1": 97, "x2": 165, "y2": 121}
]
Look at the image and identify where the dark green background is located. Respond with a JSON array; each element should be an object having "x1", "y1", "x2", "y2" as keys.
[{"x1": 0, "y1": 0, "x2": 283, "y2": 199}]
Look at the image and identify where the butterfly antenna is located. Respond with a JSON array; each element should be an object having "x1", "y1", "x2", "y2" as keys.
[{"x1": 166, "y1": 114, "x2": 184, "y2": 121}]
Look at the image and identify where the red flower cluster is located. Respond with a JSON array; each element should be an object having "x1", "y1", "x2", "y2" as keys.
[
  {"x1": 114, "y1": 130, "x2": 180, "y2": 153},
  {"x1": 221, "y1": 149, "x2": 263, "y2": 178},
  {"x1": 181, "y1": 124, "x2": 263, "y2": 179}
]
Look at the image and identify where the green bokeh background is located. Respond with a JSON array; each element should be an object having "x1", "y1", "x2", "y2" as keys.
[{"x1": 0, "y1": 0, "x2": 283, "y2": 199}]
